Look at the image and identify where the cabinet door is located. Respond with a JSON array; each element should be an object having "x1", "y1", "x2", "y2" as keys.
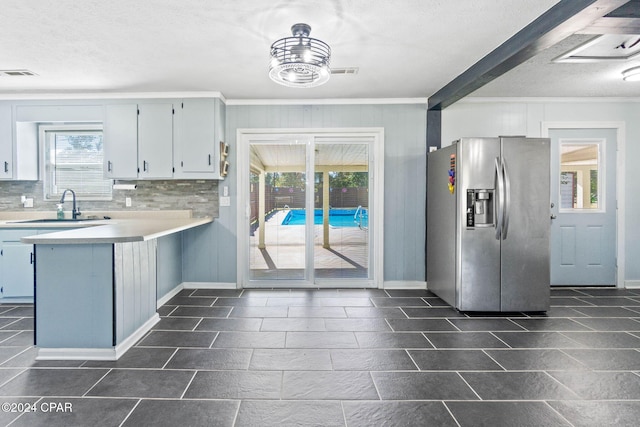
[
  {"x1": 180, "y1": 99, "x2": 216, "y2": 173},
  {"x1": 0, "y1": 104, "x2": 13, "y2": 179},
  {"x1": 138, "y1": 103, "x2": 174, "y2": 179},
  {"x1": 0, "y1": 242, "x2": 34, "y2": 297},
  {"x1": 104, "y1": 104, "x2": 138, "y2": 179}
]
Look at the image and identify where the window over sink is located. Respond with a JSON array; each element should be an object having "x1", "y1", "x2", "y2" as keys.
[{"x1": 40, "y1": 124, "x2": 112, "y2": 201}]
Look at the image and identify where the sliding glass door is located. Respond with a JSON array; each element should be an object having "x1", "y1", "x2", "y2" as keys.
[
  {"x1": 248, "y1": 139, "x2": 308, "y2": 281},
  {"x1": 241, "y1": 131, "x2": 379, "y2": 288},
  {"x1": 313, "y1": 140, "x2": 370, "y2": 280}
]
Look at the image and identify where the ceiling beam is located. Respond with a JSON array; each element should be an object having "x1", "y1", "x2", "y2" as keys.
[{"x1": 427, "y1": 0, "x2": 630, "y2": 111}]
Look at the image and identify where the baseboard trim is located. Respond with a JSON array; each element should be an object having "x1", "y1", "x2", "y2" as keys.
[
  {"x1": 36, "y1": 314, "x2": 160, "y2": 361},
  {"x1": 0, "y1": 297, "x2": 33, "y2": 304},
  {"x1": 114, "y1": 314, "x2": 160, "y2": 359},
  {"x1": 36, "y1": 347, "x2": 118, "y2": 361},
  {"x1": 157, "y1": 285, "x2": 184, "y2": 308},
  {"x1": 181, "y1": 282, "x2": 238, "y2": 289},
  {"x1": 625, "y1": 280, "x2": 640, "y2": 289},
  {"x1": 181, "y1": 281, "x2": 428, "y2": 290},
  {"x1": 383, "y1": 281, "x2": 427, "y2": 289}
]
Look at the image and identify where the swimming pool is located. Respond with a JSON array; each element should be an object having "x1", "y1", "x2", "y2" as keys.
[{"x1": 282, "y1": 208, "x2": 368, "y2": 228}]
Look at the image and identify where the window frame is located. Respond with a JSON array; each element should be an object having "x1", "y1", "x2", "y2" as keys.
[
  {"x1": 39, "y1": 123, "x2": 113, "y2": 202},
  {"x1": 558, "y1": 137, "x2": 606, "y2": 213}
]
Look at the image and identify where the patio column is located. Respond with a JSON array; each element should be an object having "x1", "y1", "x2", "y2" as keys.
[
  {"x1": 258, "y1": 171, "x2": 266, "y2": 249},
  {"x1": 323, "y1": 170, "x2": 330, "y2": 249}
]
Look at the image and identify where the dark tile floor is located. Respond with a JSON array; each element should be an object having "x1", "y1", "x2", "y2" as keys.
[{"x1": 1, "y1": 287, "x2": 640, "y2": 426}]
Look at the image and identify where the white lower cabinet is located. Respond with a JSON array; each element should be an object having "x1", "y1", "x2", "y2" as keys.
[
  {"x1": 0, "y1": 230, "x2": 36, "y2": 298},
  {"x1": 0, "y1": 228, "x2": 73, "y2": 299},
  {"x1": 0, "y1": 241, "x2": 33, "y2": 297}
]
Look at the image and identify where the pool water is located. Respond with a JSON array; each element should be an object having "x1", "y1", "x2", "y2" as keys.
[{"x1": 282, "y1": 208, "x2": 368, "y2": 228}]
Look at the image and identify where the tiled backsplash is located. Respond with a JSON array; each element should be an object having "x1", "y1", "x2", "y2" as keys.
[{"x1": 0, "y1": 180, "x2": 219, "y2": 218}]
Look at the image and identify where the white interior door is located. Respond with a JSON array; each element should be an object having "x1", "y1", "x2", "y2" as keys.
[{"x1": 549, "y1": 128, "x2": 617, "y2": 286}]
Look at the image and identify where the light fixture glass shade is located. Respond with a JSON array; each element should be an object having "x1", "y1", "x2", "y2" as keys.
[
  {"x1": 269, "y1": 23, "x2": 331, "y2": 88},
  {"x1": 622, "y1": 66, "x2": 640, "y2": 82}
]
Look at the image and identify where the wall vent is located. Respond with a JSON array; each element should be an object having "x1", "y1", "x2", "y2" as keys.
[
  {"x1": 0, "y1": 69, "x2": 38, "y2": 77},
  {"x1": 331, "y1": 67, "x2": 359, "y2": 75},
  {"x1": 553, "y1": 34, "x2": 640, "y2": 63}
]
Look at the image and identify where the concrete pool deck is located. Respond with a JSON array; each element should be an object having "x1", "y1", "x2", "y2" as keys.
[{"x1": 249, "y1": 210, "x2": 369, "y2": 280}]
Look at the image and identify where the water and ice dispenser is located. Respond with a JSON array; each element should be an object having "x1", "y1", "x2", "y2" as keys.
[{"x1": 466, "y1": 189, "x2": 493, "y2": 228}]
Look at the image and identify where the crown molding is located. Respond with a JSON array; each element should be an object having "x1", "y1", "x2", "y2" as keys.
[
  {"x1": 0, "y1": 91, "x2": 226, "y2": 101},
  {"x1": 225, "y1": 97, "x2": 429, "y2": 106}
]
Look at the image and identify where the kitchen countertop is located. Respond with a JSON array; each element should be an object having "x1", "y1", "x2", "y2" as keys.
[
  {"x1": 0, "y1": 210, "x2": 212, "y2": 244},
  {"x1": 21, "y1": 217, "x2": 212, "y2": 244}
]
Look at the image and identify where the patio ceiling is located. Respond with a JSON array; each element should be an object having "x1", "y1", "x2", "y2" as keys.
[{"x1": 250, "y1": 144, "x2": 368, "y2": 173}]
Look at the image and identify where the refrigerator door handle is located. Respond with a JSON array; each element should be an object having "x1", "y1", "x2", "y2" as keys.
[
  {"x1": 494, "y1": 157, "x2": 504, "y2": 240},
  {"x1": 501, "y1": 157, "x2": 511, "y2": 240}
]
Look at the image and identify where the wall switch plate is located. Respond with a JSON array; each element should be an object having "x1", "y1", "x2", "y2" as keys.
[
  {"x1": 23, "y1": 198, "x2": 34, "y2": 208},
  {"x1": 220, "y1": 196, "x2": 231, "y2": 207},
  {"x1": 125, "y1": 197, "x2": 132, "y2": 207},
  {"x1": 223, "y1": 186, "x2": 229, "y2": 197}
]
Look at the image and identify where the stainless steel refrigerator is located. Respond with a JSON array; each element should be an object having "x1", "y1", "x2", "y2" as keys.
[{"x1": 427, "y1": 137, "x2": 550, "y2": 312}]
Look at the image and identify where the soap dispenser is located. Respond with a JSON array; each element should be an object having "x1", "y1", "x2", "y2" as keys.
[{"x1": 56, "y1": 204, "x2": 64, "y2": 220}]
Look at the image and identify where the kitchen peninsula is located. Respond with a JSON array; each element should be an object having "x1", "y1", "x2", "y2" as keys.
[{"x1": 19, "y1": 214, "x2": 212, "y2": 361}]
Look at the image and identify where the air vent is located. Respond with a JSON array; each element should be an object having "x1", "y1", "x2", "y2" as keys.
[
  {"x1": 0, "y1": 69, "x2": 38, "y2": 77},
  {"x1": 331, "y1": 67, "x2": 359, "y2": 75},
  {"x1": 553, "y1": 34, "x2": 640, "y2": 63}
]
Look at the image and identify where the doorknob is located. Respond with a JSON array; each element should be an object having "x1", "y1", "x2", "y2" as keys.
[{"x1": 550, "y1": 214, "x2": 557, "y2": 220}]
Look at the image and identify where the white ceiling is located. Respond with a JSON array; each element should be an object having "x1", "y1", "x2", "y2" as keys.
[{"x1": 1, "y1": 0, "x2": 638, "y2": 100}]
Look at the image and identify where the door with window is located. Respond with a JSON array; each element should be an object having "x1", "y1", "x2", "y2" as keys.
[
  {"x1": 549, "y1": 128, "x2": 617, "y2": 286},
  {"x1": 240, "y1": 131, "x2": 381, "y2": 288}
]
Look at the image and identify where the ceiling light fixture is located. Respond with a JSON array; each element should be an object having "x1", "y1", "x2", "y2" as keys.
[
  {"x1": 622, "y1": 66, "x2": 640, "y2": 82},
  {"x1": 269, "y1": 23, "x2": 331, "y2": 88}
]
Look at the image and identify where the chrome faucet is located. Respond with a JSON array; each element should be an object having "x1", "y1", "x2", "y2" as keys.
[{"x1": 60, "y1": 189, "x2": 81, "y2": 219}]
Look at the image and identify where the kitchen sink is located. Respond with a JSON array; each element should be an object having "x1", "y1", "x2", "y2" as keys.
[{"x1": 13, "y1": 218, "x2": 106, "y2": 223}]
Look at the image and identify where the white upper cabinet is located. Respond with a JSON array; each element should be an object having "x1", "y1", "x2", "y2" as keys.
[
  {"x1": 104, "y1": 104, "x2": 138, "y2": 179},
  {"x1": 174, "y1": 98, "x2": 225, "y2": 179},
  {"x1": 104, "y1": 102, "x2": 175, "y2": 179},
  {"x1": 1, "y1": 97, "x2": 225, "y2": 182},
  {"x1": 0, "y1": 105, "x2": 39, "y2": 181},
  {"x1": 138, "y1": 103, "x2": 174, "y2": 179},
  {"x1": 0, "y1": 104, "x2": 13, "y2": 179}
]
